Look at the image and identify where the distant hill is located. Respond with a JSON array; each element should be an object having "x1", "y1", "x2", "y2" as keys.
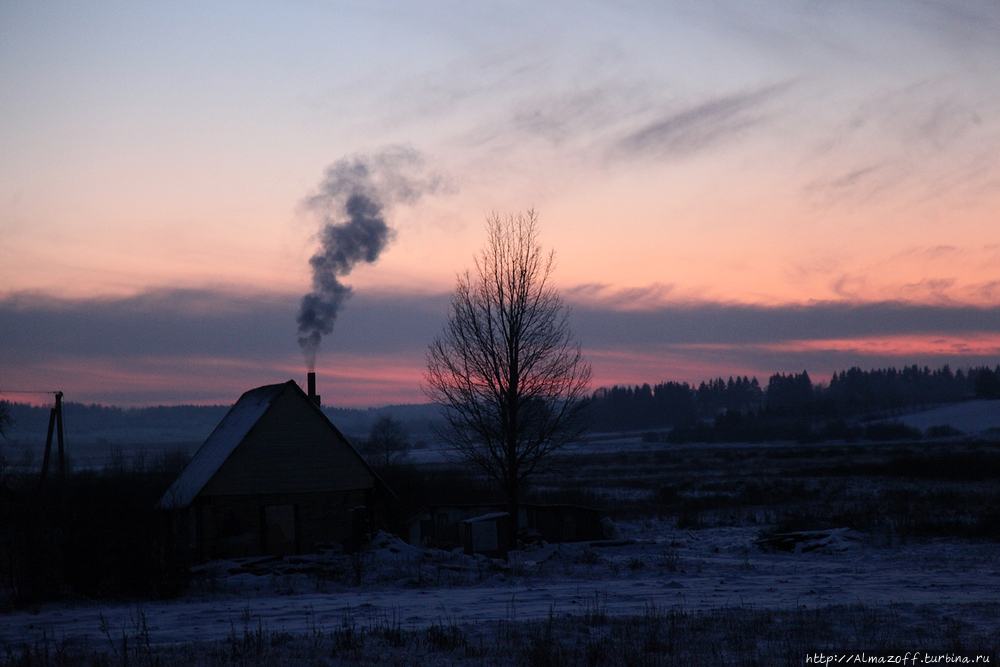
[
  {"x1": 0, "y1": 400, "x2": 446, "y2": 470},
  {"x1": 3, "y1": 402, "x2": 231, "y2": 446},
  {"x1": 323, "y1": 403, "x2": 445, "y2": 444}
]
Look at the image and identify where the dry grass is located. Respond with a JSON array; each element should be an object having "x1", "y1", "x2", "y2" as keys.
[
  {"x1": 2, "y1": 603, "x2": 996, "y2": 666},
  {"x1": 529, "y1": 439, "x2": 1000, "y2": 541}
]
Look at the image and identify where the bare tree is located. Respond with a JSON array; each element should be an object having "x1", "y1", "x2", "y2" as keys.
[
  {"x1": 361, "y1": 414, "x2": 410, "y2": 469},
  {"x1": 425, "y1": 211, "x2": 591, "y2": 550}
]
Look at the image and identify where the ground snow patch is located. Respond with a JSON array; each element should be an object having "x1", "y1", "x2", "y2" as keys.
[
  {"x1": 3, "y1": 522, "x2": 1000, "y2": 647},
  {"x1": 897, "y1": 399, "x2": 1000, "y2": 435}
]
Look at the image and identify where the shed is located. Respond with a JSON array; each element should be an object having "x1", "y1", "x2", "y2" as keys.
[
  {"x1": 407, "y1": 504, "x2": 605, "y2": 551},
  {"x1": 460, "y1": 512, "x2": 510, "y2": 558},
  {"x1": 158, "y1": 379, "x2": 387, "y2": 560}
]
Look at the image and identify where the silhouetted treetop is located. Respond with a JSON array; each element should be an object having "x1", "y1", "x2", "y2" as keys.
[{"x1": 587, "y1": 363, "x2": 999, "y2": 434}]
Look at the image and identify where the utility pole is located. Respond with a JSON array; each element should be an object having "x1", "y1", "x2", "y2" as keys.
[{"x1": 39, "y1": 391, "x2": 65, "y2": 485}]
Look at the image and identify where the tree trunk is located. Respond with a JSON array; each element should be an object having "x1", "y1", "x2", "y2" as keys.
[{"x1": 506, "y1": 484, "x2": 519, "y2": 554}]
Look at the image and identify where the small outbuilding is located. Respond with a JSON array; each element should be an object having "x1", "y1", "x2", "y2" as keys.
[
  {"x1": 460, "y1": 512, "x2": 510, "y2": 558},
  {"x1": 407, "y1": 503, "x2": 606, "y2": 552},
  {"x1": 158, "y1": 379, "x2": 388, "y2": 560}
]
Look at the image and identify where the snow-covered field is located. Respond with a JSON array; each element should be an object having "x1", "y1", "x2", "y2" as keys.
[
  {"x1": 896, "y1": 399, "x2": 1000, "y2": 436},
  {"x1": 3, "y1": 521, "x2": 998, "y2": 648},
  {"x1": 4, "y1": 406, "x2": 1000, "y2": 659}
]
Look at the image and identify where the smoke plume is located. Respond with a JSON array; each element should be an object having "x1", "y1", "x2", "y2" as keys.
[{"x1": 297, "y1": 147, "x2": 439, "y2": 369}]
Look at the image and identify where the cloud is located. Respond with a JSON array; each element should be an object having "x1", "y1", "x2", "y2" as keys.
[
  {"x1": 458, "y1": 82, "x2": 651, "y2": 161},
  {"x1": 0, "y1": 288, "x2": 450, "y2": 364},
  {"x1": 970, "y1": 281, "x2": 1000, "y2": 303},
  {"x1": 901, "y1": 1, "x2": 1000, "y2": 45},
  {"x1": 568, "y1": 300, "x2": 1000, "y2": 350},
  {"x1": 0, "y1": 288, "x2": 450, "y2": 406},
  {"x1": 3, "y1": 288, "x2": 999, "y2": 404},
  {"x1": 614, "y1": 82, "x2": 792, "y2": 158},
  {"x1": 563, "y1": 282, "x2": 677, "y2": 310},
  {"x1": 5, "y1": 288, "x2": 999, "y2": 361},
  {"x1": 897, "y1": 245, "x2": 960, "y2": 261},
  {"x1": 0, "y1": 289, "x2": 297, "y2": 363},
  {"x1": 458, "y1": 77, "x2": 795, "y2": 171},
  {"x1": 828, "y1": 165, "x2": 883, "y2": 190},
  {"x1": 897, "y1": 278, "x2": 956, "y2": 302},
  {"x1": 508, "y1": 87, "x2": 630, "y2": 147},
  {"x1": 803, "y1": 77, "x2": 1000, "y2": 206}
]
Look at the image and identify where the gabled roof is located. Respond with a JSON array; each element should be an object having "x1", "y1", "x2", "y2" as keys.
[
  {"x1": 157, "y1": 379, "x2": 395, "y2": 510},
  {"x1": 157, "y1": 382, "x2": 289, "y2": 509}
]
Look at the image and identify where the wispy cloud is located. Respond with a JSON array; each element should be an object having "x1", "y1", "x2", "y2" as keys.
[
  {"x1": 802, "y1": 77, "x2": 1000, "y2": 206},
  {"x1": 614, "y1": 82, "x2": 793, "y2": 158},
  {"x1": 801, "y1": 244, "x2": 1000, "y2": 306},
  {"x1": 456, "y1": 76, "x2": 795, "y2": 171},
  {"x1": 829, "y1": 165, "x2": 882, "y2": 190},
  {"x1": 563, "y1": 282, "x2": 677, "y2": 310},
  {"x1": 900, "y1": 245, "x2": 960, "y2": 261}
]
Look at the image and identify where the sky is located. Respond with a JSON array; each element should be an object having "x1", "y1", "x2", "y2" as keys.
[{"x1": 2, "y1": 1, "x2": 1000, "y2": 407}]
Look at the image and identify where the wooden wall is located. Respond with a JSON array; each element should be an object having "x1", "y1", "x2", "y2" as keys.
[
  {"x1": 200, "y1": 389, "x2": 374, "y2": 497},
  {"x1": 189, "y1": 387, "x2": 378, "y2": 559},
  {"x1": 194, "y1": 489, "x2": 369, "y2": 559}
]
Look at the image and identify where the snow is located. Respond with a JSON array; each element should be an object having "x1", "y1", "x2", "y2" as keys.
[
  {"x1": 4, "y1": 523, "x2": 999, "y2": 647},
  {"x1": 463, "y1": 512, "x2": 509, "y2": 523},
  {"x1": 896, "y1": 399, "x2": 1000, "y2": 436}
]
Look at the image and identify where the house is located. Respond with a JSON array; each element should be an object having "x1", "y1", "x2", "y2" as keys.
[{"x1": 158, "y1": 377, "x2": 388, "y2": 560}]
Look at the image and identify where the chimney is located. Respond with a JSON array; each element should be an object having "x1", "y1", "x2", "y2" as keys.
[{"x1": 307, "y1": 372, "x2": 321, "y2": 407}]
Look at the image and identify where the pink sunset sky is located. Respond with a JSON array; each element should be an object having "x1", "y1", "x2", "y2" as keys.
[{"x1": 2, "y1": 1, "x2": 1000, "y2": 407}]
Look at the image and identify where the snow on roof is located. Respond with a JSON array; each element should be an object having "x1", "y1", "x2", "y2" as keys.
[
  {"x1": 157, "y1": 382, "x2": 290, "y2": 509},
  {"x1": 462, "y1": 512, "x2": 510, "y2": 523}
]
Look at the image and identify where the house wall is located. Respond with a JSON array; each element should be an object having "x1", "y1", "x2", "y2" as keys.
[
  {"x1": 195, "y1": 489, "x2": 369, "y2": 559},
  {"x1": 200, "y1": 389, "x2": 374, "y2": 497},
  {"x1": 176, "y1": 385, "x2": 381, "y2": 560}
]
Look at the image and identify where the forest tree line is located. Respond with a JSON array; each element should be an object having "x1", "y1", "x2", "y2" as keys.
[
  {"x1": 586, "y1": 364, "x2": 1000, "y2": 434},
  {"x1": 2, "y1": 364, "x2": 999, "y2": 445}
]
